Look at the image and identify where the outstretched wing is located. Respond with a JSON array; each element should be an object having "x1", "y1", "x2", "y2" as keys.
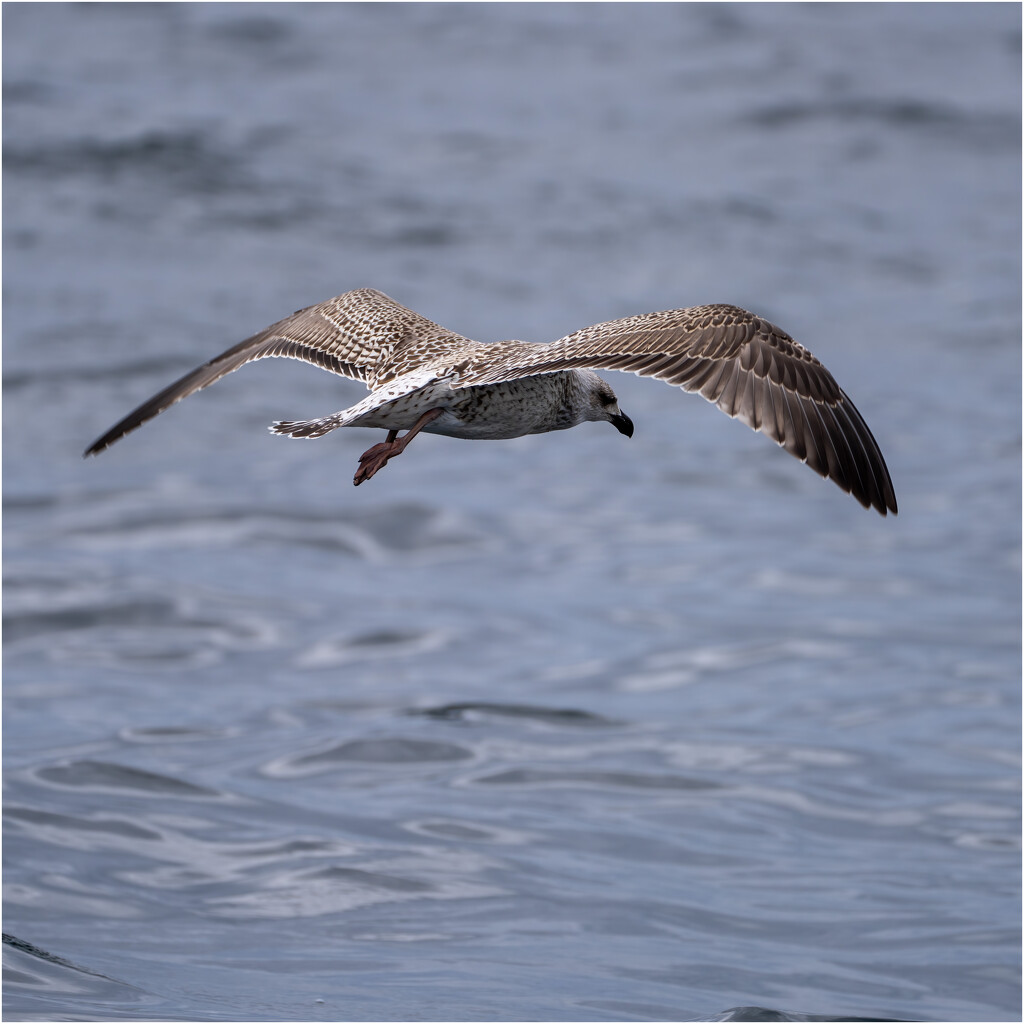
[
  {"x1": 84, "y1": 289, "x2": 473, "y2": 456},
  {"x1": 455, "y1": 304, "x2": 897, "y2": 515}
]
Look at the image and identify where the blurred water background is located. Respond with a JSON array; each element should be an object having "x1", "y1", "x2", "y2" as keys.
[{"x1": 3, "y1": 4, "x2": 1020, "y2": 1021}]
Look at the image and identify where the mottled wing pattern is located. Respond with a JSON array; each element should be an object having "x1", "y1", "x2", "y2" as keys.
[
  {"x1": 455, "y1": 304, "x2": 897, "y2": 515},
  {"x1": 84, "y1": 289, "x2": 474, "y2": 455}
]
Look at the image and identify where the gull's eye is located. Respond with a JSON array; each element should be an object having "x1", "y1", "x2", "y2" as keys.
[{"x1": 599, "y1": 393, "x2": 616, "y2": 408}]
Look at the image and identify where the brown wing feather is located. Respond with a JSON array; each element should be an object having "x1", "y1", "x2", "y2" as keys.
[
  {"x1": 455, "y1": 304, "x2": 897, "y2": 515},
  {"x1": 83, "y1": 288, "x2": 473, "y2": 456}
]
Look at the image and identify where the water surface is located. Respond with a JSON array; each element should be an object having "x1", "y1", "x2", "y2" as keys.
[{"x1": 4, "y1": 4, "x2": 1020, "y2": 1021}]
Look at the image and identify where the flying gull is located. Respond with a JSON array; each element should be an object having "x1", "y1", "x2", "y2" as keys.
[{"x1": 84, "y1": 288, "x2": 897, "y2": 514}]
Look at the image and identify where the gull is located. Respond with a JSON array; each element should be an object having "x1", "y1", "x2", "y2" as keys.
[{"x1": 84, "y1": 288, "x2": 897, "y2": 514}]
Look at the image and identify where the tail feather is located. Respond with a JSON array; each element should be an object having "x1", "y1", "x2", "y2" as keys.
[{"x1": 269, "y1": 414, "x2": 343, "y2": 438}]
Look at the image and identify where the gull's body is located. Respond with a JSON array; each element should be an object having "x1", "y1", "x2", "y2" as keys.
[{"x1": 84, "y1": 288, "x2": 897, "y2": 514}]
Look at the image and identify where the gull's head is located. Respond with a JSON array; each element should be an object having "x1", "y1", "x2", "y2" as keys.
[{"x1": 580, "y1": 370, "x2": 634, "y2": 438}]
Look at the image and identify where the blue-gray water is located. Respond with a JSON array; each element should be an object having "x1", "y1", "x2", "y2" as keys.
[{"x1": 3, "y1": 4, "x2": 1020, "y2": 1021}]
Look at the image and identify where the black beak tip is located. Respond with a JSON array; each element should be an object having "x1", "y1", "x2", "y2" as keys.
[{"x1": 613, "y1": 413, "x2": 634, "y2": 438}]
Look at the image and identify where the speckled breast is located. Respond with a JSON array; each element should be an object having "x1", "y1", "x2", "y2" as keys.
[{"x1": 428, "y1": 373, "x2": 578, "y2": 440}]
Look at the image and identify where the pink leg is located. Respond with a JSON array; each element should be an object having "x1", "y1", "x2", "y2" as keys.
[{"x1": 353, "y1": 409, "x2": 443, "y2": 486}]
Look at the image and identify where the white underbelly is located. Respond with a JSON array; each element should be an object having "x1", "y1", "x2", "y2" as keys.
[{"x1": 424, "y1": 410, "x2": 535, "y2": 440}]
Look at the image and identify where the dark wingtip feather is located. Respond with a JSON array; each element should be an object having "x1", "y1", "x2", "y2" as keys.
[
  {"x1": 81, "y1": 349, "x2": 245, "y2": 457},
  {"x1": 82, "y1": 402, "x2": 160, "y2": 456}
]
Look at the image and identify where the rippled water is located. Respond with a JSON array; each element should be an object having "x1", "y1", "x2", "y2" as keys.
[{"x1": 4, "y1": 4, "x2": 1020, "y2": 1022}]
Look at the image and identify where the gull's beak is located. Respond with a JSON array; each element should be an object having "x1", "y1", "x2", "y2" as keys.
[{"x1": 611, "y1": 411, "x2": 634, "y2": 438}]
